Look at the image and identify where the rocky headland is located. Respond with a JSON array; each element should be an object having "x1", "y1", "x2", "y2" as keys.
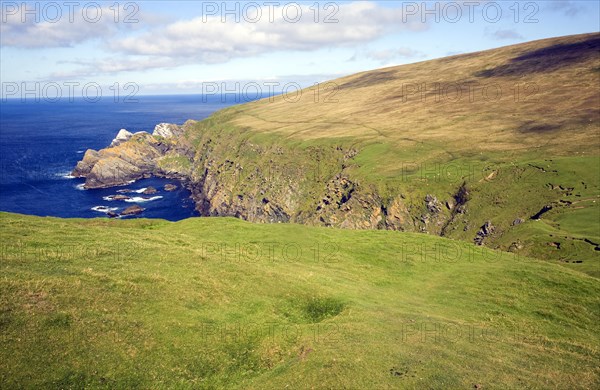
[{"x1": 72, "y1": 120, "x2": 466, "y2": 234}]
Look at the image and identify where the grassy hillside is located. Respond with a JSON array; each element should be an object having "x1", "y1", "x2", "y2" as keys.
[
  {"x1": 136, "y1": 33, "x2": 600, "y2": 270},
  {"x1": 4, "y1": 33, "x2": 600, "y2": 388},
  {"x1": 1, "y1": 212, "x2": 599, "y2": 388},
  {"x1": 231, "y1": 33, "x2": 599, "y2": 153}
]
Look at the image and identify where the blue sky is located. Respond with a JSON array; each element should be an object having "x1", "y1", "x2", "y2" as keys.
[{"x1": 1, "y1": 1, "x2": 598, "y2": 96}]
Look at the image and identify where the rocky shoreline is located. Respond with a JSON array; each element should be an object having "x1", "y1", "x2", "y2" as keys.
[{"x1": 71, "y1": 121, "x2": 467, "y2": 234}]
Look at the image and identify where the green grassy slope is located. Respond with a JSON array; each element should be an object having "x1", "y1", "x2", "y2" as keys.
[
  {"x1": 1, "y1": 212, "x2": 598, "y2": 388},
  {"x1": 159, "y1": 33, "x2": 599, "y2": 268}
]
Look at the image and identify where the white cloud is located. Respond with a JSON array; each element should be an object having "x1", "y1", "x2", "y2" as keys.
[
  {"x1": 491, "y1": 29, "x2": 524, "y2": 41},
  {"x1": 2, "y1": 2, "x2": 430, "y2": 77},
  {"x1": 50, "y1": 57, "x2": 178, "y2": 79},
  {"x1": 0, "y1": 4, "x2": 144, "y2": 48},
  {"x1": 546, "y1": 1, "x2": 585, "y2": 17},
  {"x1": 366, "y1": 48, "x2": 426, "y2": 63},
  {"x1": 109, "y1": 2, "x2": 428, "y2": 63}
]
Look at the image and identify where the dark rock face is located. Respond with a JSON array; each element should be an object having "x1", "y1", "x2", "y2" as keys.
[
  {"x1": 474, "y1": 221, "x2": 495, "y2": 245},
  {"x1": 453, "y1": 183, "x2": 470, "y2": 214},
  {"x1": 308, "y1": 175, "x2": 389, "y2": 230},
  {"x1": 530, "y1": 205, "x2": 553, "y2": 220},
  {"x1": 121, "y1": 205, "x2": 145, "y2": 216}
]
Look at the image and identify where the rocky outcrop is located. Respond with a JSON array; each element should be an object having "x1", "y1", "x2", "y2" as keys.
[
  {"x1": 110, "y1": 129, "x2": 133, "y2": 147},
  {"x1": 512, "y1": 218, "x2": 524, "y2": 226},
  {"x1": 142, "y1": 186, "x2": 157, "y2": 195},
  {"x1": 85, "y1": 157, "x2": 144, "y2": 188},
  {"x1": 122, "y1": 205, "x2": 145, "y2": 216},
  {"x1": 384, "y1": 195, "x2": 414, "y2": 231},
  {"x1": 474, "y1": 221, "x2": 495, "y2": 245},
  {"x1": 310, "y1": 176, "x2": 384, "y2": 230},
  {"x1": 106, "y1": 195, "x2": 131, "y2": 201},
  {"x1": 153, "y1": 123, "x2": 183, "y2": 138},
  {"x1": 425, "y1": 194, "x2": 442, "y2": 214},
  {"x1": 72, "y1": 130, "x2": 171, "y2": 189},
  {"x1": 72, "y1": 149, "x2": 101, "y2": 177}
]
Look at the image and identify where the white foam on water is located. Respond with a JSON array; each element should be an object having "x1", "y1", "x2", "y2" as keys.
[
  {"x1": 124, "y1": 196, "x2": 163, "y2": 203},
  {"x1": 102, "y1": 195, "x2": 129, "y2": 201},
  {"x1": 77, "y1": 150, "x2": 85, "y2": 154},
  {"x1": 75, "y1": 183, "x2": 85, "y2": 190},
  {"x1": 54, "y1": 170, "x2": 76, "y2": 179},
  {"x1": 91, "y1": 206, "x2": 119, "y2": 213}
]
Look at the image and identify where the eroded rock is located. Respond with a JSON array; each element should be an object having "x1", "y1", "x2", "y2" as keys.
[
  {"x1": 142, "y1": 186, "x2": 158, "y2": 195},
  {"x1": 121, "y1": 205, "x2": 145, "y2": 216},
  {"x1": 474, "y1": 221, "x2": 495, "y2": 245}
]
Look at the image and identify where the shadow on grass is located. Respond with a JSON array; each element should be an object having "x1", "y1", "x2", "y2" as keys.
[{"x1": 475, "y1": 35, "x2": 600, "y2": 77}]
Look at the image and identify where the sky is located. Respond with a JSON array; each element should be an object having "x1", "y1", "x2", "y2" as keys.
[{"x1": 1, "y1": 0, "x2": 599, "y2": 97}]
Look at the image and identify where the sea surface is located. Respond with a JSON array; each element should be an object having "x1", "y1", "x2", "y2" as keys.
[{"x1": 0, "y1": 95, "x2": 240, "y2": 221}]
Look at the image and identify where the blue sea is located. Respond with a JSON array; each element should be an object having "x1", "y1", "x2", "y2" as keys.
[{"x1": 0, "y1": 95, "x2": 239, "y2": 221}]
